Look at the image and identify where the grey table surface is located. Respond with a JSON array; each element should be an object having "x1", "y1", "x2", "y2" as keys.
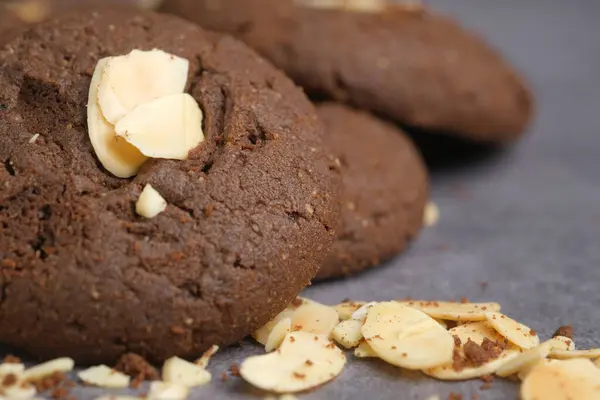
[{"x1": 4, "y1": 0, "x2": 600, "y2": 399}]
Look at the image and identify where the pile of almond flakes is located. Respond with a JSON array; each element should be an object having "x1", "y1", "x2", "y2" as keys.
[{"x1": 1, "y1": 297, "x2": 599, "y2": 400}]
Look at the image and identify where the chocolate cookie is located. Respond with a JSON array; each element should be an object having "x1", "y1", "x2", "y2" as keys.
[
  {"x1": 315, "y1": 103, "x2": 428, "y2": 280},
  {"x1": 0, "y1": 9, "x2": 339, "y2": 363},
  {"x1": 161, "y1": 0, "x2": 533, "y2": 143}
]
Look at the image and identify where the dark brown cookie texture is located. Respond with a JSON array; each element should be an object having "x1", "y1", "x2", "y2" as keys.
[
  {"x1": 315, "y1": 103, "x2": 428, "y2": 280},
  {"x1": 0, "y1": 9, "x2": 340, "y2": 364},
  {"x1": 161, "y1": 0, "x2": 533, "y2": 143}
]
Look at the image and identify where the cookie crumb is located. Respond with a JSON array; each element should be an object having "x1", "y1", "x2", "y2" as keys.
[
  {"x1": 114, "y1": 352, "x2": 158, "y2": 388},
  {"x1": 2, "y1": 355, "x2": 21, "y2": 364},
  {"x1": 229, "y1": 363, "x2": 240, "y2": 377},
  {"x1": 220, "y1": 372, "x2": 228, "y2": 381},
  {"x1": 448, "y1": 393, "x2": 463, "y2": 400},
  {"x1": 552, "y1": 325, "x2": 573, "y2": 339}
]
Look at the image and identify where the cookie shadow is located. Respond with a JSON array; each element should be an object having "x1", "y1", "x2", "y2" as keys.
[{"x1": 403, "y1": 126, "x2": 511, "y2": 174}]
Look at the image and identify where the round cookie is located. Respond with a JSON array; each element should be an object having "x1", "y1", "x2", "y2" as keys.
[
  {"x1": 0, "y1": 9, "x2": 339, "y2": 363},
  {"x1": 315, "y1": 103, "x2": 428, "y2": 280},
  {"x1": 161, "y1": 0, "x2": 533, "y2": 143}
]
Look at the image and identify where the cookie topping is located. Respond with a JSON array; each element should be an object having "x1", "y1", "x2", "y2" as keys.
[
  {"x1": 77, "y1": 365, "x2": 131, "y2": 388},
  {"x1": 136, "y1": 184, "x2": 167, "y2": 218},
  {"x1": 87, "y1": 49, "x2": 205, "y2": 178},
  {"x1": 553, "y1": 325, "x2": 574, "y2": 339},
  {"x1": 162, "y1": 356, "x2": 211, "y2": 388}
]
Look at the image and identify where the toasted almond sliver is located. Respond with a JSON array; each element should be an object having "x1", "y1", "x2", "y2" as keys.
[
  {"x1": 362, "y1": 302, "x2": 454, "y2": 369},
  {"x1": 240, "y1": 332, "x2": 346, "y2": 393},
  {"x1": 496, "y1": 337, "x2": 570, "y2": 377},
  {"x1": 253, "y1": 298, "x2": 310, "y2": 344},
  {"x1": 332, "y1": 319, "x2": 363, "y2": 349},
  {"x1": 78, "y1": 365, "x2": 131, "y2": 388},
  {"x1": 265, "y1": 318, "x2": 292, "y2": 352},
  {"x1": 423, "y1": 321, "x2": 520, "y2": 380},
  {"x1": 162, "y1": 356, "x2": 211, "y2": 387},
  {"x1": 485, "y1": 312, "x2": 539, "y2": 349},
  {"x1": 354, "y1": 341, "x2": 378, "y2": 358},
  {"x1": 23, "y1": 357, "x2": 75, "y2": 382},
  {"x1": 332, "y1": 301, "x2": 366, "y2": 321},
  {"x1": 147, "y1": 381, "x2": 190, "y2": 400},
  {"x1": 0, "y1": 363, "x2": 25, "y2": 376},
  {"x1": 290, "y1": 302, "x2": 339, "y2": 338},
  {"x1": 351, "y1": 302, "x2": 378, "y2": 322},
  {"x1": 521, "y1": 359, "x2": 600, "y2": 400},
  {"x1": 549, "y1": 349, "x2": 600, "y2": 360},
  {"x1": 97, "y1": 49, "x2": 189, "y2": 125},
  {"x1": 396, "y1": 300, "x2": 501, "y2": 321},
  {"x1": 195, "y1": 345, "x2": 219, "y2": 368}
]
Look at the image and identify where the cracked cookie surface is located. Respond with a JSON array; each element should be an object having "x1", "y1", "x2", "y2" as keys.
[{"x1": 0, "y1": 8, "x2": 339, "y2": 364}]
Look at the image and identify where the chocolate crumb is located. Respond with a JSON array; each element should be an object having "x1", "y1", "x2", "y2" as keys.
[
  {"x1": 341, "y1": 297, "x2": 351, "y2": 303},
  {"x1": 114, "y1": 352, "x2": 159, "y2": 388},
  {"x1": 292, "y1": 372, "x2": 306, "y2": 379},
  {"x1": 30, "y1": 372, "x2": 67, "y2": 393},
  {"x1": 220, "y1": 372, "x2": 228, "y2": 381},
  {"x1": 481, "y1": 374, "x2": 494, "y2": 383},
  {"x1": 552, "y1": 325, "x2": 573, "y2": 339},
  {"x1": 448, "y1": 393, "x2": 463, "y2": 400},
  {"x1": 460, "y1": 297, "x2": 469, "y2": 304},
  {"x1": 2, "y1": 355, "x2": 20, "y2": 364},
  {"x1": 305, "y1": 360, "x2": 314, "y2": 366},
  {"x1": 50, "y1": 387, "x2": 69, "y2": 399},
  {"x1": 228, "y1": 363, "x2": 240, "y2": 377},
  {"x1": 480, "y1": 382, "x2": 493, "y2": 390},
  {"x1": 291, "y1": 298, "x2": 304, "y2": 308},
  {"x1": 472, "y1": 394, "x2": 479, "y2": 400},
  {"x1": 2, "y1": 373, "x2": 18, "y2": 387},
  {"x1": 529, "y1": 329, "x2": 537, "y2": 336}
]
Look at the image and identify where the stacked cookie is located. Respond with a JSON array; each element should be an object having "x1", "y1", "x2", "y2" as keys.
[{"x1": 0, "y1": 0, "x2": 532, "y2": 366}]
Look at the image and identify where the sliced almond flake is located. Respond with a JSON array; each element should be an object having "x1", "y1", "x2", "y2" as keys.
[
  {"x1": 423, "y1": 321, "x2": 520, "y2": 380},
  {"x1": 28, "y1": 134, "x2": 40, "y2": 144},
  {"x1": 332, "y1": 319, "x2": 363, "y2": 349},
  {"x1": 485, "y1": 312, "x2": 539, "y2": 349},
  {"x1": 162, "y1": 356, "x2": 211, "y2": 387},
  {"x1": 195, "y1": 345, "x2": 219, "y2": 368},
  {"x1": 553, "y1": 336, "x2": 576, "y2": 351},
  {"x1": 1, "y1": 381, "x2": 36, "y2": 399},
  {"x1": 253, "y1": 298, "x2": 311, "y2": 344},
  {"x1": 332, "y1": 301, "x2": 366, "y2": 321},
  {"x1": 265, "y1": 318, "x2": 292, "y2": 352},
  {"x1": 77, "y1": 365, "x2": 130, "y2": 388},
  {"x1": 290, "y1": 301, "x2": 339, "y2": 338},
  {"x1": 362, "y1": 302, "x2": 454, "y2": 369},
  {"x1": 0, "y1": 363, "x2": 25, "y2": 376},
  {"x1": 521, "y1": 359, "x2": 600, "y2": 400},
  {"x1": 351, "y1": 302, "x2": 377, "y2": 322},
  {"x1": 23, "y1": 358, "x2": 75, "y2": 382},
  {"x1": 496, "y1": 337, "x2": 570, "y2": 377},
  {"x1": 549, "y1": 349, "x2": 600, "y2": 360},
  {"x1": 146, "y1": 381, "x2": 189, "y2": 400},
  {"x1": 423, "y1": 201, "x2": 440, "y2": 227},
  {"x1": 354, "y1": 341, "x2": 378, "y2": 358},
  {"x1": 240, "y1": 332, "x2": 346, "y2": 393},
  {"x1": 396, "y1": 300, "x2": 501, "y2": 321}
]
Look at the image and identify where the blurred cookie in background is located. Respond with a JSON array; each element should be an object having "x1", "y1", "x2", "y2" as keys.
[
  {"x1": 316, "y1": 103, "x2": 428, "y2": 280},
  {"x1": 162, "y1": 0, "x2": 534, "y2": 144},
  {"x1": 0, "y1": 0, "x2": 164, "y2": 44}
]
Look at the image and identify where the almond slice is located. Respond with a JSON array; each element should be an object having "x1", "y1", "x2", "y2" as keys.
[
  {"x1": 98, "y1": 49, "x2": 189, "y2": 125},
  {"x1": 195, "y1": 345, "x2": 219, "y2": 368},
  {"x1": 136, "y1": 184, "x2": 167, "y2": 218},
  {"x1": 396, "y1": 301, "x2": 501, "y2": 321},
  {"x1": 162, "y1": 356, "x2": 211, "y2": 387},
  {"x1": 549, "y1": 349, "x2": 600, "y2": 360},
  {"x1": 351, "y1": 302, "x2": 377, "y2": 322},
  {"x1": 87, "y1": 58, "x2": 147, "y2": 178},
  {"x1": 115, "y1": 93, "x2": 204, "y2": 160},
  {"x1": 423, "y1": 321, "x2": 520, "y2": 380},
  {"x1": 265, "y1": 318, "x2": 292, "y2": 352},
  {"x1": 0, "y1": 363, "x2": 25, "y2": 376},
  {"x1": 253, "y1": 298, "x2": 308, "y2": 345},
  {"x1": 354, "y1": 341, "x2": 378, "y2": 358},
  {"x1": 147, "y1": 381, "x2": 189, "y2": 400},
  {"x1": 553, "y1": 336, "x2": 576, "y2": 351},
  {"x1": 77, "y1": 365, "x2": 130, "y2": 388},
  {"x1": 485, "y1": 312, "x2": 539, "y2": 349},
  {"x1": 521, "y1": 359, "x2": 600, "y2": 400},
  {"x1": 423, "y1": 201, "x2": 440, "y2": 227},
  {"x1": 1, "y1": 381, "x2": 36, "y2": 399},
  {"x1": 23, "y1": 358, "x2": 75, "y2": 382},
  {"x1": 332, "y1": 301, "x2": 366, "y2": 321},
  {"x1": 289, "y1": 301, "x2": 339, "y2": 338},
  {"x1": 240, "y1": 332, "x2": 346, "y2": 393},
  {"x1": 332, "y1": 319, "x2": 363, "y2": 349},
  {"x1": 496, "y1": 337, "x2": 571, "y2": 378},
  {"x1": 362, "y1": 302, "x2": 454, "y2": 369}
]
